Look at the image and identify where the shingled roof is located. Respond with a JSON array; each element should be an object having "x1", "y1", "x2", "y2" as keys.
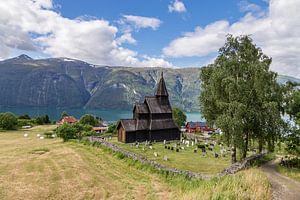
[
  {"x1": 119, "y1": 119, "x2": 136, "y2": 132},
  {"x1": 118, "y1": 71, "x2": 180, "y2": 142},
  {"x1": 155, "y1": 72, "x2": 168, "y2": 97},
  {"x1": 145, "y1": 96, "x2": 172, "y2": 114},
  {"x1": 134, "y1": 103, "x2": 149, "y2": 114}
]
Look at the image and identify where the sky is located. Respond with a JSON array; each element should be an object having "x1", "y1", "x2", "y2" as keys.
[{"x1": 0, "y1": 0, "x2": 300, "y2": 77}]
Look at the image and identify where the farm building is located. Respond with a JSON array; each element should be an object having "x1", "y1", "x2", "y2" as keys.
[
  {"x1": 185, "y1": 121, "x2": 212, "y2": 133},
  {"x1": 56, "y1": 116, "x2": 78, "y2": 125},
  {"x1": 117, "y1": 72, "x2": 180, "y2": 143}
]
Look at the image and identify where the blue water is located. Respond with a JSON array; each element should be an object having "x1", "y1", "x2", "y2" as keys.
[{"x1": 0, "y1": 106, "x2": 202, "y2": 123}]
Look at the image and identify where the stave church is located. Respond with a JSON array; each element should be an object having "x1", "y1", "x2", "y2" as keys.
[{"x1": 117, "y1": 72, "x2": 181, "y2": 143}]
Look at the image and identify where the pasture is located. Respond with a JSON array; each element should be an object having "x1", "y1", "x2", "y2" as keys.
[{"x1": 0, "y1": 126, "x2": 271, "y2": 200}]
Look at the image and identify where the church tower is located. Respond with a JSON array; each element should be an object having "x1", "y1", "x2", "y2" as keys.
[{"x1": 155, "y1": 72, "x2": 169, "y2": 105}]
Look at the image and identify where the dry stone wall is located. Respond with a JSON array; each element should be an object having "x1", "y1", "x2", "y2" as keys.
[{"x1": 88, "y1": 136, "x2": 266, "y2": 179}]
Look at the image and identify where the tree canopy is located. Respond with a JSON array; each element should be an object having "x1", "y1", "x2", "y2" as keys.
[
  {"x1": 200, "y1": 35, "x2": 284, "y2": 162},
  {"x1": 285, "y1": 87, "x2": 300, "y2": 156},
  {"x1": 0, "y1": 112, "x2": 18, "y2": 130},
  {"x1": 79, "y1": 114, "x2": 99, "y2": 127},
  {"x1": 172, "y1": 107, "x2": 187, "y2": 127}
]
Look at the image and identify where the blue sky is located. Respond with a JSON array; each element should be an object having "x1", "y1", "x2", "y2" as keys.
[
  {"x1": 1, "y1": 0, "x2": 300, "y2": 77},
  {"x1": 53, "y1": 0, "x2": 267, "y2": 66}
]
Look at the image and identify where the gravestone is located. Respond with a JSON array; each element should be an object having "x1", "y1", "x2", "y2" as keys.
[
  {"x1": 154, "y1": 152, "x2": 158, "y2": 157},
  {"x1": 214, "y1": 152, "x2": 219, "y2": 158},
  {"x1": 163, "y1": 155, "x2": 168, "y2": 161}
]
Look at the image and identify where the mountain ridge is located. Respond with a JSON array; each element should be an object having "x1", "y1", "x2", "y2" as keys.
[{"x1": 0, "y1": 55, "x2": 299, "y2": 112}]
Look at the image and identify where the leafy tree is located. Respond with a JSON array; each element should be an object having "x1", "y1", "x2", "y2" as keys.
[
  {"x1": 200, "y1": 35, "x2": 284, "y2": 162},
  {"x1": 55, "y1": 123, "x2": 77, "y2": 142},
  {"x1": 18, "y1": 114, "x2": 31, "y2": 120},
  {"x1": 35, "y1": 115, "x2": 51, "y2": 125},
  {"x1": 172, "y1": 107, "x2": 187, "y2": 127},
  {"x1": 61, "y1": 111, "x2": 69, "y2": 118},
  {"x1": 55, "y1": 122, "x2": 94, "y2": 142},
  {"x1": 79, "y1": 114, "x2": 99, "y2": 126},
  {"x1": 106, "y1": 122, "x2": 117, "y2": 135},
  {"x1": 0, "y1": 112, "x2": 18, "y2": 130},
  {"x1": 285, "y1": 88, "x2": 300, "y2": 156}
]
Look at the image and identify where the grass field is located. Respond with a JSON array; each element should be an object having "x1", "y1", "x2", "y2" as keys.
[
  {"x1": 111, "y1": 138, "x2": 231, "y2": 175},
  {"x1": 277, "y1": 165, "x2": 300, "y2": 182},
  {"x1": 0, "y1": 126, "x2": 271, "y2": 199}
]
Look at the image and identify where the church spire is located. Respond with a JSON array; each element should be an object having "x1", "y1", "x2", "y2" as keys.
[{"x1": 155, "y1": 71, "x2": 168, "y2": 96}]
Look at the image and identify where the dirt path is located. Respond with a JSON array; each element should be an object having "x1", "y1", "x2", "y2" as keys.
[{"x1": 261, "y1": 159, "x2": 300, "y2": 200}]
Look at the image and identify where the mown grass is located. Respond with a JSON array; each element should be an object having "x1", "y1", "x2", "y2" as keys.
[{"x1": 0, "y1": 126, "x2": 271, "y2": 199}]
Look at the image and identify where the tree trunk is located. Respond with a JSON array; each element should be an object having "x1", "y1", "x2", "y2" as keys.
[
  {"x1": 242, "y1": 132, "x2": 248, "y2": 159},
  {"x1": 231, "y1": 145, "x2": 237, "y2": 163},
  {"x1": 259, "y1": 138, "x2": 263, "y2": 153}
]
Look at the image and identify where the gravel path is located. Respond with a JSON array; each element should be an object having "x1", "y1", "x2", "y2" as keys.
[{"x1": 261, "y1": 160, "x2": 300, "y2": 200}]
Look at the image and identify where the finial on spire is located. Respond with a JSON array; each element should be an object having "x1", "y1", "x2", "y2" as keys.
[{"x1": 161, "y1": 71, "x2": 163, "y2": 78}]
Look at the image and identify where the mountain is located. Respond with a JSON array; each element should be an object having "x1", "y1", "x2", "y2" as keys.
[{"x1": 0, "y1": 55, "x2": 299, "y2": 112}]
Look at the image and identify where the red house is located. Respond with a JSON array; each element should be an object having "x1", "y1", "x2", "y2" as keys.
[
  {"x1": 185, "y1": 121, "x2": 212, "y2": 133},
  {"x1": 56, "y1": 116, "x2": 78, "y2": 125}
]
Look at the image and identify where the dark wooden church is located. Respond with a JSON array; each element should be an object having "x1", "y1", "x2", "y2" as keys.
[{"x1": 117, "y1": 72, "x2": 181, "y2": 143}]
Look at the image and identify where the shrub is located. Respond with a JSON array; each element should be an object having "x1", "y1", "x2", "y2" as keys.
[
  {"x1": 56, "y1": 122, "x2": 94, "y2": 141},
  {"x1": 18, "y1": 114, "x2": 31, "y2": 120},
  {"x1": 17, "y1": 119, "x2": 34, "y2": 127},
  {"x1": 34, "y1": 115, "x2": 51, "y2": 125},
  {"x1": 105, "y1": 122, "x2": 117, "y2": 135},
  {"x1": 0, "y1": 112, "x2": 18, "y2": 130},
  {"x1": 55, "y1": 123, "x2": 77, "y2": 142}
]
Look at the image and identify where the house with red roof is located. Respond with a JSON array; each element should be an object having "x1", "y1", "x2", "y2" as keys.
[{"x1": 56, "y1": 116, "x2": 78, "y2": 125}]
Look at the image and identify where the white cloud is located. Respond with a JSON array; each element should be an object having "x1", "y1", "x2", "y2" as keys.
[
  {"x1": 239, "y1": 0, "x2": 262, "y2": 13},
  {"x1": 116, "y1": 33, "x2": 136, "y2": 45},
  {"x1": 163, "y1": 0, "x2": 300, "y2": 77},
  {"x1": 0, "y1": 0, "x2": 172, "y2": 68},
  {"x1": 168, "y1": 0, "x2": 187, "y2": 13},
  {"x1": 120, "y1": 15, "x2": 162, "y2": 31}
]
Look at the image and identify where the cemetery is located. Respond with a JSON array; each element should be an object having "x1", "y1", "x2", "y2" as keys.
[{"x1": 110, "y1": 136, "x2": 232, "y2": 175}]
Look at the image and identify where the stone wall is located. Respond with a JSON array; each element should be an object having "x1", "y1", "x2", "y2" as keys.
[
  {"x1": 218, "y1": 153, "x2": 267, "y2": 176},
  {"x1": 88, "y1": 136, "x2": 266, "y2": 179}
]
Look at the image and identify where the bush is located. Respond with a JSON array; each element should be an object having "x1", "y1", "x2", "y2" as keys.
[
  {"x1": 18, "y1": 114, "x2": 31, "y2": 120},
  {"x1": 17, "y1": 119, "x2": 34, "y2": 127},
  {"x1": 56, "y1": 122, "x2": 94, "y2": 141},
  {"x1": 55, "y1": 123, "x2": 77, "y2": 142},
  {"x1": 0, "y1": 112, "x2": 18, "y2": 130},
  {"x1": 105, "y1": 122, "x2": 117, "y2": 135},
  {"x1": 79, "y1": 114, "x2": 99, "y2": 126},
  {"x1": 34, "y1": 115, "x2": 51, "y2": 125},
  {"x1": 44, "y1": 131, "x2": 54, "y2": 138}
]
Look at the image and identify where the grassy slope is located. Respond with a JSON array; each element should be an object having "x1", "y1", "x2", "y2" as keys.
[
  {"x1": 111, "y1": 138, "x2": 231, "y2": 175},
  {"x1": 0, "y1": 126, "x2": 271, "y2": 200}
]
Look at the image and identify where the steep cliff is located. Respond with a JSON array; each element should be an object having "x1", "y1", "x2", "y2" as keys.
[{"x1": 0, "y1": 55, "x2": 298, "y2": 111}]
